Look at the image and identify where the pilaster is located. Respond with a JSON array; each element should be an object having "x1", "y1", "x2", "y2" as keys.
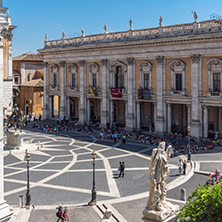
[
  {"x1": 155, "y1": 56, "x2": 165, "y2": 134},
  {"x1": 101, "y1": 59, "x2": 109, "y2": 128},
  {"x1": 42, "y1": 62, "x2": 49, "y2": 119},
  {"x1": 126, "y1": 57, "x2": 135, "y2": 130},
  {"x1": 0, "y1": 36, "x2": 11, "y2": 221},
  {"x1": 136, "y1": 102, "x2": 140, "y2": 129},
  {"x1": 203, "y1": 106, "x2": 208, "y2": 138},
  {"x1": 79, "y1": 60, "x2": 86, "y2": 125},
  {"x1": 59, "y1": 61, "x2": 66, "y2": 117},
  {"x1": 6, "y1": 33, "x2": 13, "y2": 78},
  {"x1": 167, "y1": 103, "x2": 171, "y2": 133},
  {"x1": 190, "y1": 54, "x2": 201, "y2": 140}
]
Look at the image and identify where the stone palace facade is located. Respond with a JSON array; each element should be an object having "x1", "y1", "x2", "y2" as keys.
[{"x1": 39, "y1": 15, "x2": 222, "y2": 140}]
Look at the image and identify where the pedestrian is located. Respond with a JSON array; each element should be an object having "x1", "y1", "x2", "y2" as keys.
[
  {"x1": 100, "y1": 130, "x2": 103, "y2": 142},
  {"x1": 119, "y1": 162, "x2": 125, "y2": 178},
  {"x1": 61, "y1": 208, "x2": 69, "y2": 222},
  {"x1": 183, "y1": 160, "x2": 187, "y2": 175},
  {"x1": 61, "y1": 116, "x2": 64, "y2": 125},
  {"x1": 57, "y1": 117, "x2": 60, "y2": 125},
  {"x1": 56, "y1": 204, "x2": 63, "y2": 222},
  {"x1": 178, "y1": 159, "x2": 183, "y2": 176}
]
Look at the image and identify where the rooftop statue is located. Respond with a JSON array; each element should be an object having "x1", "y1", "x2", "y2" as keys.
[
  {"x1": 6, "y1": 104, "x2": 24, "y2": 132},
  {"x1": 159, "y1": 16, "x2": 163, "y2": 27},
  {"x1": 192, "y1": 10, "x2": 198, "y2": 22},
  {"x1": 62, "y1": 30, "x2": 65, "y2": 39},
  {"x1": 81, "y1": 27, "x2": 85, "y2": 37},
  {"x1": 129, "y1": 18, "x2": 133, "y2": 30},
  {"x1": 45, "y1": 32, "x2": 48, "y2": 41},
  {"x1": 104, "y1": 23, "x2": 108, "y2": 34},
  {"x1": 143, "y1": 141, "x2": 179, "y2": 221}
]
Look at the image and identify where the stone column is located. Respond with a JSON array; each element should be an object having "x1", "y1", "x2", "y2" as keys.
[
  {"x1": 126, "y1": 57, "x2": 135, "y2": 130},
  {"x1": 219, "y1": 107, "x2": 222, "y2": 132},
  {"x1": 42, "y1": 62, "x2": 50, "y2": 119},
  {"x1": 203, "y1": 106, "x2": 208, "y2": 138},
  {"x1": 167, "y1": 103, "x2": 171, "y2": 133},
  {"x1": 87, "y1": 98, "x2": 90, "y2": 124},
  {"x1": 109, "y1": 100, "x2": 113, "y2": 125},
  {"x1": 136, "y1": 102, "x2": 140, "y2": 129},
  {"x1": 0, "y1": 36, "x2": 12, "y2": 221},
  {"x1": 49, "y1": 96, "x2": 53, "y2": 117},
  {"x1": 187, "y1": 104, "x2": 191, "y2": 126},
  {"x1": 155, "y1": 56, "x2": 165, "y2": 134},
  {"x1": 101, "y1": 59, "x2": 108, "y2": 128},
  {"x1": 66, "y1": 96, "x2": 70, "y2": 117},
  {"x1": 190, "y1": 54, "x2": 201, "y2": 140},
  {"x1": 79, "y1": 60, "x2": 86, "y2": 125},
  {"x1": 59, "y1": 61, "x2": 66, "y2": 117},
  {"x1": 6, "y1": 33, "x2": 13, "y2": 78}
]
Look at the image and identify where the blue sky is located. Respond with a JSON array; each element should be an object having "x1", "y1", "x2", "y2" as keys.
[{"x1": 4, "y1": 0, "x2": 222, "y2": 57}]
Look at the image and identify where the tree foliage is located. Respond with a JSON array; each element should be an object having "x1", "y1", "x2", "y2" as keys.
[{"x1": 176, "y1": 181, "x2": 222, "y2": 222}]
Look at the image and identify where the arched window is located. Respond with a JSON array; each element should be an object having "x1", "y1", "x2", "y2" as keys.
[
  {"x1": 50, "y1": 64, "x2": 59, "y2": 88},
  {"x1": 138, "y1": 61, "x2": 152, "y2": 89},
  {"x1": 68, "y1": 63, "x2": 78, "y2": 89},
  {"x1": 169, "y1": 60, "x2": 186, "y2": 93},
  {"x1": 89, "y1": 63, "x2": 99, "y2": 87}
]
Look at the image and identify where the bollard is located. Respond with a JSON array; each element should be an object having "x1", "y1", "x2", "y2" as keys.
[
  {"x1": 19, "y1": 195, "x2": 24, "y2": 208},
  {"x1": 181, "y1": 188, "x2": 186, "y2": 201}
]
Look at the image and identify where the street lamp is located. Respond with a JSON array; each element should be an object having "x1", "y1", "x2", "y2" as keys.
[
  {"x1": 25, "y1": 152, "x2": 31, "y2": 209},
  {"x1": 187, "y1": 125, "x2": 191, "y2": 162},
  {"x1": 88, "y1": 150, "x2": 97, "y2": 206}
]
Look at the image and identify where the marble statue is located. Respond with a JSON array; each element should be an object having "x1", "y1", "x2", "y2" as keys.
[
  {"x1": 192, "y1": 10, "x2": 198, "y2": 22},
  {"x1": 104, "y1": 23, "x2": 108, "y2": 34},
  {"x1": 81, "y1": 27, "x2": 85, "y2": 37},
  {"x1": 159, "y1": 16, "x2": 163, "y2": 27},
  {"x1": 6, "y1": 104, "x2": 24, "y2": 132},
  {"x1": 45, "y1": 32, "x2": 48, "y2": 41},
  {"x1": 129, "y1": 18, "x2": 133, "y2": 30},
  {"x1": 62, "y1": 30, "x2": 65, "y2": 39},
  {"x1": 143, "y1": 142, "x2": 179, "y2": 221}
]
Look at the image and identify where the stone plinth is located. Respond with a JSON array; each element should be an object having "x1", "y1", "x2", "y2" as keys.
[{"x1": 5, "y1": 131, "x2": 26, "y2": 149}]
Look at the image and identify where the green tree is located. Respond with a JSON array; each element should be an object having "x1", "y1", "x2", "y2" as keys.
[{"x1": 177, "y1": 182, "x2": 222, "y2": 222}]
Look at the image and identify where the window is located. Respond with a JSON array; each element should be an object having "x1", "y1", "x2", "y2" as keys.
[
  {"x1": 144, "y1": 73, "x2": 149, "y2": 89},
  {"x1": 213, "y1": 73, "x2": 220, "y2": 92},
  {"x1": 92, "y1": 73, "x2": 97, "y2": 87},
  {"x1": 115, "y1": 66, "x2": 124, "y2": 88},
  {"x1": 14, "y1": 77, "x2": 18, "y2": 84},
  {"x1": 53, "y1": 73, "x2": 57, "y2": 86},
  {"x1": 169, "y1": 60, "x2": 186, "y2": 93},
  {"x1": 71, "y1": 74, "x2": 75, "y2": 86},
  {"x1": 68, "y1": 64, "x2": 78, "y2": 89},
  {"x1": 175, "y1": 73, "x2": 182, "y2": 90},
  {"x1": 206, "y1": 59, "x2": 222, "y2": 95},
  {"x1": 138, "y1": 61, "x2": 152, "y2": 90}
]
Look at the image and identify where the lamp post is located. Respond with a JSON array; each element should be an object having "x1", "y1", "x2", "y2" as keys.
[
  {"x1": 187, "y1": 125, "x2": 191, "y2": 162},
  {"x1": 25, "y1": 152, "x2": 31, "y2": 209},
  {"x1": 88, "y1": 150, "x2": 97, "y2": 206}
]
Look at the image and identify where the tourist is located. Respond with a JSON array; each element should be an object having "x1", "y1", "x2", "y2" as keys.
[
  {"x1": 119, "y1": 162, "x2": 125, "y2": 178},
  {"x1": 178, "y1": 159, "x2": 183, "y2": 176},
  {"x1": 183, "y1": 160, "x2": 187, "y2": 175},
  {"x1": 56, "y1": 204, "x2": 63, "y2": 222},
  {"x1": 100, "y1": 130, "x2": 103, "y2": 142},
  {"x1": 61, "y1": 208, "x2": 69, "y2": 222}
]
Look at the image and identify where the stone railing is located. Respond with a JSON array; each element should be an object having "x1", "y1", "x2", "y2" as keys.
[{"x1": 44, "y1": 20, "x2": 222, "y2": 49}]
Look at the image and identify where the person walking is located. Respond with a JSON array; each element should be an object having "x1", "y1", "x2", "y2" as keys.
[
  {"x1": 56, "y1": 204, "x2": 63, "y2": 222},
  {"x1": 119, "y1": 162, "x2": 125, "y2": 178},
  {"x1": 61, "y1": 208, "x2": 69, "y2": 222},
  {"x1": 183, "y1": 160, "x2": 187, "y2": 175},
  {"x1": 178, "y1": 159, "x2": 183, "y2": 176}
]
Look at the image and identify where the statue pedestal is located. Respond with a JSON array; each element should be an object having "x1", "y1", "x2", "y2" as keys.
[{"x1": 5, "y1": 131, "x2": 26, "y2": 149}]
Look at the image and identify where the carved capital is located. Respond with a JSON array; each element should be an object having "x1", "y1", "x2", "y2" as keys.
[
  {"x1": 79, "y1": 60, "x2": 85, "y2": 67},
  {"x1": 43, "y1": 62, "x2": 48, "y2": 68},
  {"x1": 156, "y1": 56, "x2": 165, "y2": 64},
  {"x1": 101, "y1": 59, "x2": 108, "y2": 66},
  {"x1": 6, "y1": 33, "x2": 13, "y2": 41},
  {"x1": 126, "y1": 57, "x2": 134, "y2": 65},
  {"x1": 191, "y1": 54, "x2": 201, "y2": 63},
  {"x1": 60, "y1": 61, "x2": 66, "y2": 67}
]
